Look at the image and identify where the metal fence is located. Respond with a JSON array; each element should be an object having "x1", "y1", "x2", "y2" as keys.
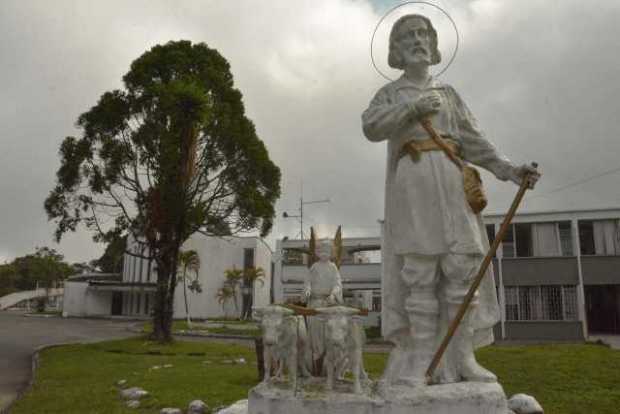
[{"x1": 504, "y1": 285, "x2": 578, "y2": 321}]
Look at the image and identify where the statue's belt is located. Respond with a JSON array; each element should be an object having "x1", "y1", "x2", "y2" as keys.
[{"x1": 400, "y1": 137, "x2": 459, "y2": 162}]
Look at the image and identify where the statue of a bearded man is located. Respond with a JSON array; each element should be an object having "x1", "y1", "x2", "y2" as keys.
[{"x1": 362, "y1": 14, "x2": 539, "y2": 386}]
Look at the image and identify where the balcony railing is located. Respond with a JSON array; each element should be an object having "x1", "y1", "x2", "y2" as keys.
[
  {"x1": 281, "y1": 263, "x2": 381, "y2": 283},
  {"x1": 581, "y1": 255, "x2": 620, "y2": 284},
  {"x1": 500, "y1": 256, "x2": 579, "y2": 285}
]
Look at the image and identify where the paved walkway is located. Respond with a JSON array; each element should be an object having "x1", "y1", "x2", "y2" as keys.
[
  {"x1": 589, "y1": 334, "x2": 620, "y2": 349},
  {"x1": 0, "y1": 311, "x2": 136, "y2": 412}
]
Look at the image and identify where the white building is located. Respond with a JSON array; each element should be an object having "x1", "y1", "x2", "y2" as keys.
[
  {"x1": 62, "y1": 234, "x2": 273, "y2": 319},
  {"x1": 274, "y1": 208, "x2": 620, "y2": 341}
]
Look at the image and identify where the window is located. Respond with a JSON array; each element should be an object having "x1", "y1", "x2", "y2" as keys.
[
  {"x1": 579, "y1": 220, "x2": 596, "y2": 255},
  {"x1": 504, "y1": 285, "x2": 578, "y2": 321},
  {"x1": 136, "y1": 293, "x2": 141, "y2": 314},
  {"x1": 559, "y1": 221, "x2": 573, "y2": 256},
  {"x1": 244, "y1": 248, "x2": 254, "y2": 269},
  {"x1": 372, "y1": 295, "x2": 382, "y2": 312},
  {"x1": 132, "y1": 249, "x2": 138, "y2": 282},
  {"x1": 283, "y1": 249, "x2": 305, "y2": 265},
  {"x1": 138, "y1": 253, "x2": 144, "y2": 283},
  {"x1": 352, "y1": 249, "x2": 381, "y2": 264},
  {"x1": 505, "y1": 286, "x2": 519, "y2": 321},
  {"x1": 515, "y1": 223, "x2": 532, "y2": 257},
  {"x1": 144, "y1": 294, "x2": 150, "y2": 315},
  {"x1": 502, "y1": 225, "x2": 515, "y2": 258},
  {"x1": 147, "y1": 259, "x2": 152, "y2": 282},
  {"x1": 485, "y1": 224, "x2": 495, "y2": 244}
]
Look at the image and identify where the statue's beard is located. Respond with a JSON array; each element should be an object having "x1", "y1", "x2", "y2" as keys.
[{"x1": 402, "y1": 46, "x2": 431, "y2": 66}]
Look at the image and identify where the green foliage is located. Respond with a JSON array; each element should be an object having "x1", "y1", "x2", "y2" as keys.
[
  {"x1": 35, "y1": 297, "x2": 46, "y2": 313},
  {"x1": 242, "y1": 266, "x2": 265, "y2": 287},
  {"x1": 177, "y1": 250, "x2": 201, "y2": 285},
  {"x1": 45, "y1": 40, "x2": 281, "y2": 244},
  {"x1": 94, "y1": 233, "x2": 127, "y2": 273},
  {"x1": 0, "y1": 247, "x2": 74, "y2": 295},
  {"x1": 43, "y1": 40, "x2": 281, "y2": 340}
]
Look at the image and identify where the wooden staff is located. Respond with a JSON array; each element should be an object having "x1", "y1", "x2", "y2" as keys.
[{"x1": 422, "y1": 135, "x2": 538, "y2": 381}]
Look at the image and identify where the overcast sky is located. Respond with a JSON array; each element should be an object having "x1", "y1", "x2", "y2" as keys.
[{"x1": 1, "y1": 0, "x2": 620, "y2": 264}]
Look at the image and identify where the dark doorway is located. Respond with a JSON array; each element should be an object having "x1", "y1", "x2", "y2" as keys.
[
  {"x1": 111, "y1": 292, "x2": 123, "y2": 315},
  {"x1": 585, "y1": 285, "x2": 620, "y2": 334}
]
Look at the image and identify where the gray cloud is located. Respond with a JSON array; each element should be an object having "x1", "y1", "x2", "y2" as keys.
[{"x1": 0, "y1": 0, "x2": 619, "y2": 262}]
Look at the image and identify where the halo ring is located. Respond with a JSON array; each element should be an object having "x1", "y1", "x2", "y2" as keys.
[{"x1": 370, "y1": 1, "x2": 459, "y2": 81}]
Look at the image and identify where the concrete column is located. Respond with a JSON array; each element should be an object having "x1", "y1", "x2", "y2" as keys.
[
  {"x1": 571, "y1": 219, "x2": 588, "y2": 339},
  {"x1": 273, "y1": 240, "x2": 284, "y2": 303}
]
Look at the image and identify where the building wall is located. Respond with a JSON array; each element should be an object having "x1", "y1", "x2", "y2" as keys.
[
  {"x1": 502, "y1": 321, "x2": 584, "y2": 341},
  {"x1": 581, "y1": 256, "x2": 620, "y2": 285},
  {"x1": 120, "y1": 235, "x2": 272, "y2": 320},
  {"x1": 275, "y1": 209, "x2": 620, "y2": 341},
  {"x1": 170, "y1": 236, "x2": 272, "y2": 319},
  {"x1": 62, "y1": 281, "x2": 113, "y2": 317},
  {"x1": 253, "y1": 238, "x2": 273, "y2": 310}
]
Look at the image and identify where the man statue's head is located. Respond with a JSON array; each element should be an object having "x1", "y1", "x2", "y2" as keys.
[
  {"x1": 388, "y1": 14, "x2": 441, "y2": 69},
  {"x1": 316, "y1": 239, "x2": 333, "y2": 262}
]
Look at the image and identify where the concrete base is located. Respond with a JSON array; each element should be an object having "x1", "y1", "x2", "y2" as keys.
[{"x1": 249, "y1": 378, "x2": 509, "y2": 414}]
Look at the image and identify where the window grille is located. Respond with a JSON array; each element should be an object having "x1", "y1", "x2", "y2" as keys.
[
  {"x1": 372, "y1": 295, "x2": 382, "y2": 312},
  {"x1": 504, "y1": 285, "x2": 578, "y2": 321}
]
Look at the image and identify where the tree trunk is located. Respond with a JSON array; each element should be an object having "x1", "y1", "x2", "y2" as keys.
[
  {"x1": 183, "y1": 269, "x2": 191, "y2": 328},
  {"x1": 151, "y1": 253, "x2": 177, "y2": 343}
]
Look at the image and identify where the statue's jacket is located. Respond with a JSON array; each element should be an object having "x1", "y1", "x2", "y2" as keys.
[{"x1": 362, "y1": 75, "x2": 511, "y2": 346}]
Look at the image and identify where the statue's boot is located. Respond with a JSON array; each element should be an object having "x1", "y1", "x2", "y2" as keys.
[
  {"x1": 448, "y1": 305, "x2": 497, "y2": 383},
  {"x1": 403, "y1": 294, "x2": 439, "y2": 386}
]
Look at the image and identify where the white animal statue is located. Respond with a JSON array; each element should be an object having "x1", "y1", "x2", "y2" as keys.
[
  {"x1": 255, "y1": 305, "x2": 311, "y2": 390},
  {"x1": 316, "y1": 306, "x2": 368, "y2": 394}
]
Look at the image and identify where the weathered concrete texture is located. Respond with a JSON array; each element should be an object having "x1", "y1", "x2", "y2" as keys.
[
  {"x1": 216, "y1": 399, "x2": 249, "y2": 414},
  {"x1": 249, "y1": 380, "x2": 508, "y2": 414}
]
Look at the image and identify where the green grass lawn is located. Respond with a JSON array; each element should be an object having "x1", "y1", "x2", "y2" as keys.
[
  {"x1": 11, "y1": 338, "x2": 620, "y2": 414},
  {"x1": 142, "y1": 320, "x2": 260, "y2": 336}
]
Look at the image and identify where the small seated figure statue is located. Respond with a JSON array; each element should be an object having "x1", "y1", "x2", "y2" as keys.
[{"x1": 303, "y1": 236, "x2": 343, "y2": 373}]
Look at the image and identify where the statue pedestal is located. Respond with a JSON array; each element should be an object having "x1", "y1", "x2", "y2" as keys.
[{"x1": 248, "y1": 379, "x2": 509, "y2": 414}]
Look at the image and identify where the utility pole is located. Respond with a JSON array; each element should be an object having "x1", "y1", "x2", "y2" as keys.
[{"x1": 282, "y1": 186, "x2": 330, "y2": 240}]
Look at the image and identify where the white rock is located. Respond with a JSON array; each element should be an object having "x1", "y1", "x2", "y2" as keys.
[
  {"x1": 160, "y1": 408, "x2": 182, "y2": 414},
  {"x1": 508, "y1": 394, "x2": 544, "y2": 414},
  {"x1": 216, "y1": 399, "x2": 248, "y2": 414},
  {"x1": 117, "y1": 379, "x2": 127, "y2": 387},
  {"x1": 236, "y1": 358, "x2": 247, "y2": 364},
  {"x1": 188, "y1": 399, "x2": 208, "y2": 414},
  {"x1": 126, "y1": 400, "x2": 140, "y2": 409},
  {"x1": 120, "y1": 387, "x2": 149, "y2": 400},
  {"x1": 151, "y1": 365, "x2": 161, "y2": 370},
  {"x1": 163, "y1": 364, "x2": 174, "y2": 368}
]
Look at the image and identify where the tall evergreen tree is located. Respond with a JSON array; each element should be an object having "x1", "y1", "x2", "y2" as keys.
[{"x1": 45, "y1": 41, "x2": 281, "y2": 341}]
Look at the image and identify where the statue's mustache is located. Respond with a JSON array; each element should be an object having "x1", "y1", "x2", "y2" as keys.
[{"x1": 412, "y1": 46, "x2": 428, "y2": 55}]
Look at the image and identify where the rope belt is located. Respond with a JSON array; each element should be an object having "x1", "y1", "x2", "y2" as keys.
[{"x1": 400, "y1": 137, "x2": 459, "y2": 162}]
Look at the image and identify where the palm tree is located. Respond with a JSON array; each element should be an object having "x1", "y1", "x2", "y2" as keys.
[
  {"x1": 178, "y1": 249, "x2": 201, "y2": 328},
  {"x1": 221, "y1": 267, "x2": 244, "y2": 317},
  {"x1": 216, "y1": 285, "x2": 236, "y2": 317},
  {"x1": 241, "y1": 267, "x2": 265, "y2": 320}
]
